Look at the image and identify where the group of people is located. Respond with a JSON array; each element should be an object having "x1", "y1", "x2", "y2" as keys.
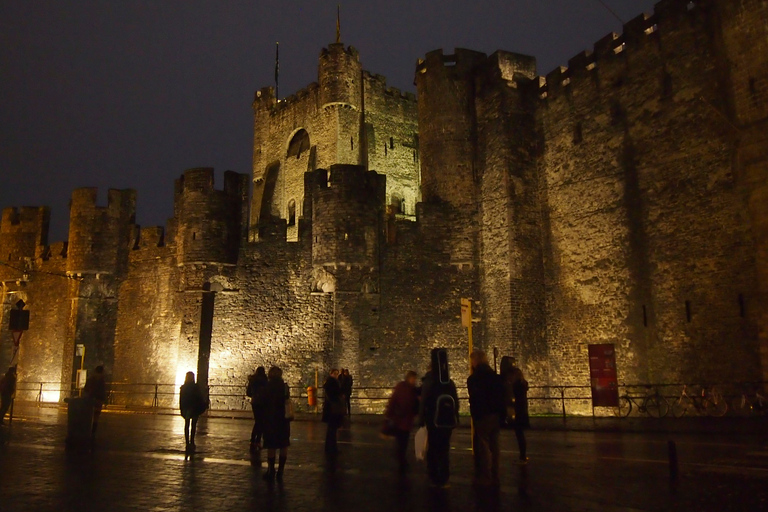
[
  {"x1": 175, "y1": 353, "x2": 527, "y2": 488},
  {"x1": 241, "y1": 365, "x2": 352, "y2": 481},
  {"x1": 383, "y1": 349, "x2": 529, "y2": 488}
]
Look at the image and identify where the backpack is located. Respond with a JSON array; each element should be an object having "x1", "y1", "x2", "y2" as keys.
[{"x1": 434, "y1": 392, "x2": 457, "y2": 429}]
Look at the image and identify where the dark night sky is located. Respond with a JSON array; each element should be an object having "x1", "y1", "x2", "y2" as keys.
[{"x1": 1, "y1": 0, "x2": 657, "y2": 242}]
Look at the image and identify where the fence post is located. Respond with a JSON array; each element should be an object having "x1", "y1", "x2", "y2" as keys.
[
  {"x1": 37, "y1": 382, "x2": 43, "y2": 406},
  {"x1": 560, "y1": 387, "x2": 567, "y2": 422},
  {"x1": 152, "y1": 384, "x2": 159, "y2": 408}
]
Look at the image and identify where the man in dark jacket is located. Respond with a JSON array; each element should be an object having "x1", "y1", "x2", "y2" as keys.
[
  {"x1": 83, "y1": 365, "x2": 107, "y2": 437},
  {"x1": 467, "y1": 350, "x2": 505, "y2": 487},
  {"x1": 339, "y1": 369, "x2": 353, "y2": 416},
  {"x1": 0, "y1": 366, "x2": 17, "y2": 425}
]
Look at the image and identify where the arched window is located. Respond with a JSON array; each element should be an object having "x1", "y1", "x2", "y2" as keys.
[
  {"x1": 287, "y1": 129, "x2": 310, "y2": 159},
  {"x1": 287, "y1": 199, "x2": 296, "y2": 226},
  {"x1": 390, "y1": 193, "x2": 404, "y2": 215}
]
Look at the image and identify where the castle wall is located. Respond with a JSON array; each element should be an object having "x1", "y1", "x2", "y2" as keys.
[
  {"x1": 714, "y1": 0, "x2": 768, "y2": 381},
  {"x1": 538, "y1": 0, "x2": 761, "y2": 392},
  {"x1": 112, "y1": 229, "x2": 181, "y2": 406}
]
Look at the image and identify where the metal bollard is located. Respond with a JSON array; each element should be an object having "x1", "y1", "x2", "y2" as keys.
[{"x1": 668, "y1": 440, "x2": 679, "y2": 480}]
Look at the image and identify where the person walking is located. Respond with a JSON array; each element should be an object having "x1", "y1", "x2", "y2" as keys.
[
  {"x1": 384, "y1": 370, "x2": 419, "y2": 473},
  {"x1": 467, "y1": 350, "x2": 505, "y2": 487},
  {"x1": 262, "y1": 366, "x2": 291, "y2": 482},
  {"x1": 322, "y1": 369, "x2": 345, "y2": 456},
  {"x1": 420, "y1": 348, "x2": 459, "y2": 488},
  {"x1": 339, "y1": 368, "x2": 353, "y2": 416},
  {"x1": 83, "y1": 365, "x2": 108, "y2": 437},
  {"x1": 0, "y1": 366, "x2": 17, "y2": 426},
  {"x1": 509, "y1": 367, "x2": 530, "y2": 464},
  {"x1": 247, "y1": 366, "x2": 268, "y2": 451},
  {"x1": 179, "y1": 371, "x2": 207, "y2": 451}
]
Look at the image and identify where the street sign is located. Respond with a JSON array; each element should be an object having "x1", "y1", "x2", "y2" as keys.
[
  {"x1": 11, "y1": 331, "x2": 23, "y2": 347},
  {"x1": 460, "y1": 298, "x2": 471, "y2": 327},
  {"x1": 588, "y1": 344, "x2": 619, "y2": 407},
  {"x1": 76, "y1": 369, "x2": 88, "y2": 389},
  {"x1": 75, "y1": 344, "x2": 85, "y2": 357},
  {"x1": 9, "y1": 300, "x2": 29, "y2": 331}
]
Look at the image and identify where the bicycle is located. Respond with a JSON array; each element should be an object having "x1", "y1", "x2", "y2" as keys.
[
  {"x1": 671, "y1": 385, "x2": 728, "y2": 417},
  {"x1": 730, "y1": 386, "x2": 767, "y2": 416},
  {"x1": 613, "y1": 386, "x2": 670, "y2": 418}
]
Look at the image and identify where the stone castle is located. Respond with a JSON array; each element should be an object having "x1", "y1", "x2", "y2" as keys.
[{"x1": 1, "y1": 0, "x2": 767, "y2": 410}]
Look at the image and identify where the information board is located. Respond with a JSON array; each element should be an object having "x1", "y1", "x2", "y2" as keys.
[{"x1": 588, "y1": 343, "x2": 619, "y2": 407}]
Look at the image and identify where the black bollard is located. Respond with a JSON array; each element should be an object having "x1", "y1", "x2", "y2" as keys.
[{"x1": 668, "y1": 440, "x2": 679, "y2": 481}]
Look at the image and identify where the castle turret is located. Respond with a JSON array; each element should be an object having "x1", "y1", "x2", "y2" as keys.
[
  {"x1": 67, "y1": 188, "x2": 136, "y2": 276},
  {"x1": 174, "y1": 168, "x2": 249, "y2": 265},
  {"x1": 318, "y1": 44, "x2": 364, "y2": 167},
  {"x1": 0, "y1": 206, "x2": 49, "y2": 282},
  {"x1": 306, "y1": 164, "x2": 385, "y2": 291},
  {"x1": 415, "y1": 49, "x2": 487, "y2": 207}
]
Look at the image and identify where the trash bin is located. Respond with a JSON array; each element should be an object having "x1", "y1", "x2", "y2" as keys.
[{"x1": 65, "y1": 396, "x2": 94, "y2": 446}]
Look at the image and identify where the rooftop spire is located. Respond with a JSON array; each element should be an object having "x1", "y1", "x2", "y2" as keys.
[{"x1": 336, "y1": 5, "x2": 341, "y2": 44}]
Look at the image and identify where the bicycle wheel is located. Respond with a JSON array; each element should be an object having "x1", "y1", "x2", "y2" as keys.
[
  {"x1": 730, "y1": 394, "x2": 749, "y2": 416},
  {"x1": 671, "y1": 396, "x2": 690, "y2": 418},
  {"x1": 645, "y1": 395, "x2": 669, "y2": 418},
  {"x1": 705, "y1": 390, "x2": 728, "y2": 417},
  {"x1": 614, "y1": 396, "x2": 632, "y2": 418}
]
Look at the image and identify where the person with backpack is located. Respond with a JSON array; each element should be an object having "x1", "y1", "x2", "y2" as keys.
[
  {"x1": 247, "y1": 366, "x2": 268, "y2": 451},
  {"x1": 179, "y1": 371, "x2": 207, "y2": 451},
  {"x1": 420, "y1": 348, "x2": 459, "y2": 488},
  {"x1": 467, "y1": 350, "x2": 505, "y2": 487},
  {"x1": 262, "y1": 366, "x2": 291, "y2": 482}
]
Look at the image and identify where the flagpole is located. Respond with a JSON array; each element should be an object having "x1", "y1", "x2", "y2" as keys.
[
  {"x1": 275, "y1": 41, "x2": 279, "y2": 101},
  {"x1": 336, "y1": 5, "x2": 341, "y2": 44}
]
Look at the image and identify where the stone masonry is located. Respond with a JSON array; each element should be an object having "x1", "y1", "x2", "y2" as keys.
[{"x1": 1, "y1": 0, "x2": 767, "y2": 413}]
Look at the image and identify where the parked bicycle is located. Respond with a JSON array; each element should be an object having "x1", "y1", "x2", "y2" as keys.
[
  {"x1": 671, "y1": 385, "x2": 727, "y2": 417},
  {"x1": 730, "y1": 385, "x2": 767, "y2": 416},
  {"x1": 613, "y1": 386, "x2": 669, "y2": 418}
]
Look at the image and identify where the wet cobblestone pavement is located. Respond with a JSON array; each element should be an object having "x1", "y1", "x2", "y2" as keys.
[{"x1": 1, "y1": 405, "x2": 768, "y2": 511}]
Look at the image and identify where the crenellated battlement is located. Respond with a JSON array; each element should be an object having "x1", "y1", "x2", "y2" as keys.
[
  {"x1": 319, "y1": 43, "x2": 360, "y2": 61},
  {"x1": 39, "y1": 241, "x2": 68, "y2": 261},
  {"x1": 135, "y1": 226, "x2": 165, "y2": 249},
  {"x1": 362, "y1": 71, "x2": 417, "y2": 103},
  {"x1": 536, "y1": 0, "x2": 709, "y2": 101}
]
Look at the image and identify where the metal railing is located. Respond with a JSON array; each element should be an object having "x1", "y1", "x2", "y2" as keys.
[{"x1": 12, "y1": 380, "x2": 768, "y2": 418}]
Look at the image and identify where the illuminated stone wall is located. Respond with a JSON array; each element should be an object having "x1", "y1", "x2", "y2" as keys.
[{"x1": 0, "y1": 0, "x2": 766, "y2": 413}]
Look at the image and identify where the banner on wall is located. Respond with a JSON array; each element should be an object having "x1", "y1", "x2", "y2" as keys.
[{"x1": 588, "y1": 343, "x2": 619, "y2": 407}]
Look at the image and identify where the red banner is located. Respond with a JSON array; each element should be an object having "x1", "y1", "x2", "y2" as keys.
[{"x1": 588, "y1": 344, "x2": 619, "y2": 407}]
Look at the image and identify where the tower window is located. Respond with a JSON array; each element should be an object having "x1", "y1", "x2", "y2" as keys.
[
  {"x1": 573, "y1": 122, "x2": 583, "y2": 144},
  {"x1": 351, "y1": 137, "x2": 354, "y2": 151},
  {"x1": 389, "y1": 137, "x2": 394, "y2": 149},
  {"x1": 384, "y1": 144, "x2": 388, "y2": 156},
  {"x1": 192, "y1": 232, "x2": 196, "y2": 241},
  {"x1": 685, "y1": 300, "x2": 692, "y2": 323},
  {"x1": 738, "y1": 293, "x2": 746, "y2": 318},
  {"x1": 287, "y1": 199, "x2": 296, "y2": 226},
  {"x1": 642, "y1": 305, "x2": 648, "y2": 327}
]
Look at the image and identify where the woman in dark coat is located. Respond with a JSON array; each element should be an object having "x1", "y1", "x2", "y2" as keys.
[
  {"x1": 322, "y1": 369, "x2": 344, "y2": 455},
  {"x1": 247, "y1": 366, "x2": 268, "y2": 450},
  {"x1": 179, "y1": 371, "x2": 206, "y2": 450},
  {"x1": 262, "y1": 366, "x2": 291, "y2": 482},
  {"x1": 509, "y1": 367, "x2": 530, "y2": 463}
]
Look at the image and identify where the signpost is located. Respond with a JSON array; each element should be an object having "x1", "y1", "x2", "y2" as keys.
[
  {"x1": 588, "y1": 343, "x2": 619, "y2": 412},
  {"x1": 75, "y1": 344, "x2": 86, "y2": 395},
  {"x1": 7, "y1": 299, "x2": 29, "y2": 425}
]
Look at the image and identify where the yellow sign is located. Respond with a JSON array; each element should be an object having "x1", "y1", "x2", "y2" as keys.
[{"x1": 460, "y1": 298, "x2": 471, "y2": 327}]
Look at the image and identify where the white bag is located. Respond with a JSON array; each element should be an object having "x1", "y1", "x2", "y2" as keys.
[{"x1": 414, "y1": 426, "x2": 428, "y2": 461}]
